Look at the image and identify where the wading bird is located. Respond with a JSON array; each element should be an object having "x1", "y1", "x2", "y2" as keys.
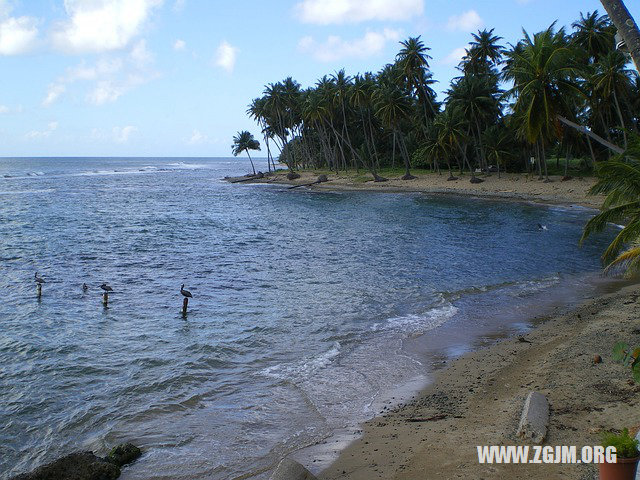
[
  {"x1": 100, "y1": 283, "x2": 113, "y2": 292},
  {"x1": 180, "y1": 284, "x2": 193, "y2": 298},
  {"x1": 34, "y1": 272, "x2": 45, "y2": 284}
]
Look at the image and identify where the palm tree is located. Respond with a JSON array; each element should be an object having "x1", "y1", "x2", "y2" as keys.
[
  {"x1": 571, "y1": 11, "x2": 615, "y2": 63},
  {"x1": 465, "y1": 29, "x2": 505, "y2": 74},
  {"x1": 232, "y1": 131, "x2": 261, "y2": 175},
  {"x1": 396, "y1": 36, "x2": 438, "y2": 121},
  {"x1": 581, "y1": 134, "x2": 640, "y2": 275},
  {"x1": 374, "y1": 83, "x2": 415, "y2": 179},
  {"x1": 591, "y1": 50, "x2": 637, "y2": 148},
  {"x1": 503, "y1": 24, "x2": 583, "y2": 181},
  {"x1": 446, "y1": 73, "x2": 502, "y2": 174}
]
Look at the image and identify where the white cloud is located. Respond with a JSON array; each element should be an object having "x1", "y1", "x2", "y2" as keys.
[
  {"x1": 26, "y1": 121, "x2": 58, "y2": 139},
  {"x1": 130, "y1": 39, "x2": 153, "y2": 65},
  {"x1": 447, "y1": 10, "x2": 483, "y2": 32},
  {"x1": 0, "y1": 6, "x2": 39, "y2": 55},
  {"x1": 294, "y1": 0, "x2": 423, "y2": 25},
  {"x1": 91, "y1": 125, "x2": 137, "y2": 143},
  {"x1": 298, "y1": 28, "x2": 401, "y2": 62},
  {"x1": 113, "y1": 125, "x2": 136, "y2": 142},
  {"x1": 214, "y1": 40, "x2": 237, "y2": 73},
  {"x1": 0, "y1": 105, "x2": 8, "y2": 113},
  {"x1": 52, "y1": 0, "x2": 162, "y2": 54},
  {"x1": 440, "y1": 46, "x2": 468, "y2": 65},
  {"x1": 173, "y1": 39, "x2": 185, "y2": 51},
  {"x1": 43, "y1": 42, "x2": 157, "y2": 106},
  {"x1": 43, "y1": 83, "x2": 66, "y2": 106},
  {"x1": 187, "y1": 129, "x2": 207, "y2": 145}
]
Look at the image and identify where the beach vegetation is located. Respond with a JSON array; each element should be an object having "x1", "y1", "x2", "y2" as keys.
[
  {"x1": 581, "y1": 134, "x2": 640, "y2": 275},
  {"x1": 243, "y1": 10, "x2": 638, "y2": 183}
]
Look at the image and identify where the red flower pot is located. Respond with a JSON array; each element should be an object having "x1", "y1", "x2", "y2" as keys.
[{"x1": 599, "y1": 456, "x2": 640, "y2": 480}]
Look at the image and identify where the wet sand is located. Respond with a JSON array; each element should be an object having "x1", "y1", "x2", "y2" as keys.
[
  {"x1": 231, "y1": 170, "x2": 603, "y2": 209},
  {"x1": 318, "y1": 283, "x2": 640, "y2": 480}
]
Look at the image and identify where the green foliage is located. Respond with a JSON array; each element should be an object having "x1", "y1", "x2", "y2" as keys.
[
  {"x1": 601, "y1": 428, "x2": 640, "y2": 458},
  {"x1": 411, "y1": 145, "x2": 431, "y2": 169},
  {"x1": 612, "y1": 341, "x2": 640, "y2": 383},
  {"x1": 581, "y1": 134, "x2": 640, "y2": 276}
]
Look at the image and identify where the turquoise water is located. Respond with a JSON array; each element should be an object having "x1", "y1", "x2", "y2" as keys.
[{"x1": 0, "y1": 158, "x2": 615, "y2": 479}]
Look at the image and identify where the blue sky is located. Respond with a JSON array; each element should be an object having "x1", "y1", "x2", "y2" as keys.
[{"x1": 0, "y1": 0, "x2": 638, "y2": 157}]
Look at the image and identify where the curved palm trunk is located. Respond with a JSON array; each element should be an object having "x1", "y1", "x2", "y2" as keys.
[
  {"x1": 245, "y1": 149, "x2": 256, "y2": 175},
  {"x1": 396, "y1": 129, "x2": 415, "y2": 180},
  {"x1": 612, "y1": 89, "x2": 628, "y2": 149}
]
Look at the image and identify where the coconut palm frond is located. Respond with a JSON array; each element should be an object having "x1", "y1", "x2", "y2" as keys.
[
  {"x1": 600, "y1": 217, "x2": 640, "y2": 264},
  {"x1": 604, "y1": 245, "x2": 640, "y2": 277}
]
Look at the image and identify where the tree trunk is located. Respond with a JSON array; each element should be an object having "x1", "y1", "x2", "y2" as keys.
[
  {"x1": 612, "y1": 88, "x2": 628, "y2": 149},
  {"x1": 246, "y1": 150, "x2": 256, "y2": 175},
  {"x1": 397, "y1": 129, "x2": 415, "y2": 180},
  {"x1": 557, "y1": 115, "x2": 624, "y2": 154},
  {"x1": 599, "y1": 0, "x2": 640, "y2": 73}
]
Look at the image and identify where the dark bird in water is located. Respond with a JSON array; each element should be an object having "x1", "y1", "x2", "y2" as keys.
[
  {"x1": 537, "y1": 223, "x2": 548, "y2": 231},
  {"x1": 82, "y1": 283, "x2": 88, "y2": 292},
  {"x1": 35, "y1": 272, "x2": 45, "y2": 284},
  {"x1": 180, "y1": 284, "x2": 193, "y2": 298},
  {"x1": 100, "y1": 283, "x2": 113, "y2": 292}
]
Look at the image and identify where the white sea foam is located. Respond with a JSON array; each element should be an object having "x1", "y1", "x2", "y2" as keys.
[
  {"x1": 510, "y1": 275, "x2": 561, "y2": 297},
  {"x1": 259, "y1": 341, "x2": 341, "y2": 380},
  {"x1": 375, "y1": 300, "x2": 458, "y2": 334},
  {"x1": 0, "y1": 188, "x2": 55, "y2": 195}
]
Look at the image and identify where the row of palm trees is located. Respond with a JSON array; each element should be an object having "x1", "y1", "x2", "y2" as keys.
[{"x1": 237, "y1": 11, "x2": 639, "y2": 183}]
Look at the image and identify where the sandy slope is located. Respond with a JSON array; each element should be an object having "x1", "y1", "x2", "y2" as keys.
[{"x1": 318, "y1": 283, "x2": 640, "y2": 480}]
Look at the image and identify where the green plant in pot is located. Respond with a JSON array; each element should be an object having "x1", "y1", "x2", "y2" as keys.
[{"x1": 599, "y1": 428, "x2": 640, "y2": 480}]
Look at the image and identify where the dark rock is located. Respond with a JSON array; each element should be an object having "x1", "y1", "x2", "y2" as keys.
[
  {"x1": 447, "y1": 175, "x2": 458, "y2": 181},
  {"x1": 317, "y1": 174, "x2": 328, "y2": 183},
  {"x1": 255, "y1": 172, "x2": 264, "y2": 179},
  {"x1": 11, "y1": 451, "x2": 120, "y2": 480},
  {"x1": 106, "y1": 443, "x2": 141, "y2": 468},
  {"x1": 287, "y1": 172, "x2": 301, "y2": 180},
  {"x1": 561, "y1": 175, "x2": 573, "y2": 182},
  {"x1": 401, "y1": 173, "x2": 417, "y2": 180},
  {"x1": 470, "y1": 177, "x2": 484, "y2": 184}
]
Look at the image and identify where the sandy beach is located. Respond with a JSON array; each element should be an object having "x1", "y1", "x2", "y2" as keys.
[
  {"x1": 233, "y1": 170, "x2": 604, "y2": 209},
  {"x1": 315, "y1": 282, "x2": 640, "y2": 480},
  {"x1": 231, "y1": 171, "x2": 640, "y2": 479}
]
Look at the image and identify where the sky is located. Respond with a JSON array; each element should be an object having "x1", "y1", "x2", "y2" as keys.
[{"x1": 0, "y1": 0, "x2": 638, "y2": 157}]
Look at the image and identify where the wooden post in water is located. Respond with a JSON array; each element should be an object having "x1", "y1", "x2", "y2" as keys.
[
  {"x1": 182, "y1": 297, "x2": 189, "y2": 317},
  {"x1": 36, "y1": 283, "x2": 42, "y2": 298},
  {"x1": 103, "y1": 292, "x2": 109, "y2": 307}
]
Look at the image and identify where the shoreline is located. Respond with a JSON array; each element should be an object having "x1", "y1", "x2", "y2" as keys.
[
  {"x1": 315, "y1": 281, "x2": 640, "y2": 480},
  {"x1": 225, "y1": 170, "x2": 604, "y2": 209}
]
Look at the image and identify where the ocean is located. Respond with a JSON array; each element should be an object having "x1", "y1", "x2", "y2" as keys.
[{"x1": 0, "y1": 157, "x2": 616, "y2": 479}]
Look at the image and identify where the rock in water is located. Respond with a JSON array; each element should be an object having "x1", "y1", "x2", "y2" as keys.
[
  {"x1": 10, "y1": 451, "x2": 120, "y2": 480},
  {"x1": 287, "y1": 172, "x2": 301, "y2": 180},
  {"x1": 106, "y1": 443, "x2": 141, "y2": 468},
  {"x1": 269, "y1": 458, "x2": 317, "y2": 480}
]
